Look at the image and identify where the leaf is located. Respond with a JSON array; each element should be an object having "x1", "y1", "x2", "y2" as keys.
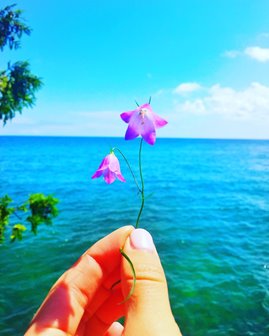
[
  {"x1": 27, "y1": 193, "x2": 59, "y2": 234},
  {"x1": 10, "y1": 223, "x2": 26, "y2": 242},
  {"x1": 0, "y1": 61, "x2": 42, "y2": 124}
]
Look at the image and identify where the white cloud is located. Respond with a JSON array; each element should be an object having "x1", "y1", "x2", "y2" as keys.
[
  {"x1": 2, "y1": 83, "x2": 269, "y2": 139},
  {"x1": 1, "y1": 109, "x2": 125, "y2": 136},
  {"x1": 259, "y1": 32, "x2": 269, "y2": 39},
  {"x1": 244, "y1": 46, "x2": 269, "y2": 62},
  {"x1": 153, "y1": 89, "x2": 165, "y2": 97},
  {"x1": 223, "y1": 45, "x2": 269, "y2": 62},
  {"x1": 176, "y1": 82, "x2": 269, "y2": 121},
  {"x1": 173, "y1": 82, "x2": 202, "y2": 94},
  {"x1": 223, "y1": 50, "x2": 241, "y2": 58}
]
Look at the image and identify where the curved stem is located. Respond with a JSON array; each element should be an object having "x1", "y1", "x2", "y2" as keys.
[
  {"x1": 135, "y1": 138, "x2": 145, "y2": 228},
  {"x1": 113, "y1": 147, "x2": 141, "y2": 193},
  {"x1": 119, "y1": 248, "x2": 136, "y2": 303}
]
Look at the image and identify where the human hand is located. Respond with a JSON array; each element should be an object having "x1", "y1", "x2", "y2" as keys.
[{"x1": 25, "y1": 226, "x2": 181, "y2": 336}]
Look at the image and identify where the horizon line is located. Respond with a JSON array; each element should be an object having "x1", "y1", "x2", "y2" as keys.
[{"x1": 1, "y1": 135, "x2": 269, "y2": 141}]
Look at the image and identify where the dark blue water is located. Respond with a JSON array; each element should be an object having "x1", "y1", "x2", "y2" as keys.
[{"x1": 0, "y1": 136, "x2": 269, "y2": 335}]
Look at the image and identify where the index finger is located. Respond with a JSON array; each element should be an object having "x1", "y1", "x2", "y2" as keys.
[{"x1": 25, "y1": 225, "x2": 133, "y2": 336}]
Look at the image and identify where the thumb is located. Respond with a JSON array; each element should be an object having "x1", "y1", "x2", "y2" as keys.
[{"x1": 121, "y1": 229, "x2": 181, "y2": 336}]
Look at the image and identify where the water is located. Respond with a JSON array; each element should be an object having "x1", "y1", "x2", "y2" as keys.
[{"x1": 0, "y1": 136, "x2": 269, "y2": 335}]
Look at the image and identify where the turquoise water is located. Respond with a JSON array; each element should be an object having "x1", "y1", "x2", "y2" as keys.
[{"x1": 0, "y1": 136, "x2": 269, "y2": 335}]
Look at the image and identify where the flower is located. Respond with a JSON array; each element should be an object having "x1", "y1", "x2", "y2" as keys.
[
  {"x1": 91, "y1": 152, "x2": 126, "y2": 184},
  {"x1": 120, "y1": 103, "x2": 167, "y2": 145}
]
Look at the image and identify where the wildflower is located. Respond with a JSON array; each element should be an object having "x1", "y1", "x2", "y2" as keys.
[
  {"x1": 120, "y1": 103, "x2": 167, "y2": 145},
  {"x1": 92, "y1": 152, "x2": 126, "y2": 184}
]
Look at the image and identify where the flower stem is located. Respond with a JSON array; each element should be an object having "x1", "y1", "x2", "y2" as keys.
[
  {"x1": 113, "y1": 147, "x2": 142, "y2": 193},
  {"x1": 135, "y1": 138, "x2": 145, "y2": 229},
  {"x1": 119, "y1": 248, "x2": 136, "y2": 303}
]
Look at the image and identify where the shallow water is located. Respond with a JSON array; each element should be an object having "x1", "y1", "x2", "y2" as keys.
[{"x1": 0, "y1": 136, "x2": 269, "y2": 335}]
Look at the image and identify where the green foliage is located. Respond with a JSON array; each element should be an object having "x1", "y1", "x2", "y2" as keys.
[
  {"x1": 0, "y1": 194, "x2": 59, "y2": 243},
  {"x1": 0, "y1": 195, "x2": 13, "y2": 243},
  {"x1": 0, "y1": 3, "x2": 42, "y2": 125},
  {"x1": 0, "y1": 4, "x2": 31, "y2": 50},
  {"x1": 0, "y1": 61, "x2": 42, "y2": 124},
  {"x1": 0, "y1": 5, "x2": 59, "y2": 245},
  {"x1": 10, "y1": 224, "x2": 26, "y2": 242},
  {"x1": 27, "y1": 194, "x2": 59, "y2": 234}
]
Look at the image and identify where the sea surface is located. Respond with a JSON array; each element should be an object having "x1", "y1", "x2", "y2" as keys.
[{"x1": 0, "y1": 136, "x2": 269, "y2": 335}]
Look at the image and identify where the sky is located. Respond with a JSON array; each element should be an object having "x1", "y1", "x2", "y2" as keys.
[{"x1": 1, "y1": 0, "x2": 269, "y2": 139}]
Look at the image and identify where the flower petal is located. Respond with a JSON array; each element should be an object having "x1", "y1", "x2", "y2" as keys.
[
  {"x1": 91, "y1": 155, "x2": 110, "y2": 179},
  {"x1": 139, "y1": 103, "x2": 151, "y2": 110},
  {"x1": 140, "y1": 115, "x2": 156, "y2": 145},
  {"x1": 108, "y1": 153, "x2": 120, "y2": 172},
  {"x1": 142, "y1": 131, "x2": 156, "y2": 145},
  {"x1": 91, "y1": 170, "x2": 103, "y2": 179},
  {"x1": 109, "y1": 154, "x2": 126, "y2": 181},
  {"x1": 141, "y1": 127, "x2": 156, "y2": 145},
  {"x1": 120, "y1": 110, "x2": 136, "y2": 123},
  {"x1": 95, "y1": 156, "x2": 110, "y2": 171},
  {"x1": 116, "y1": 172, "x2": 126, "y2": 182},
  {"x1": 152, "y1": 112, "x2": 168, "y2": 129},
  {"x1": 103, "y1": 169, "x2": 116, "y2": 184},
  {"x1": 125, "y1": 124, "x2": 139, "y2": 141}
]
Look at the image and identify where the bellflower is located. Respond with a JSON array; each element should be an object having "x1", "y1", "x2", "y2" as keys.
[
  {"x1": 92, "y1": 152, "x2": 126, "y2": 184},
  {"x1": 120, "y1": 103, "x2": 167, "y2": 145},
  {"x1": 91, "y1": 99, "x2": 169, "y2": 302}
]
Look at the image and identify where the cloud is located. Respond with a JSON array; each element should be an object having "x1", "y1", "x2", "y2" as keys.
[
  {"x1": 244, "y1": 46, "x2": 269, "y2": 62},
  {"x1": 173, "y1": 82, "x2": 201, "y2": 94},
  {"x1": 176, "y1": 82, "x2": 269, "y2": 121},
  {"x1": 222, "y1": 50, "x2": 241, "y2": 58},
  {"x1": 1, "y1": 109, "x2": 125, "y2": 136},
  {"x1": 259, "y1": 32, "x2": 269, "y2": 39},
  {"x1": 2, "y1": 83, "x2": 269, "y2": 139},
  {"x1": 223, "y1": 46, "x2": 269, "y2": 62}
]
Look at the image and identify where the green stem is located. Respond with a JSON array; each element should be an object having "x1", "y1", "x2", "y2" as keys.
[
  {"x1": 119, "y1": 248, "x2": 136, "y2": 303},
  {"x1": 113, "y1": 147, "x2": 142, "y2": 193},
  {"x1": 135, "y1": 138, "x2": 145, "y2": 228}
]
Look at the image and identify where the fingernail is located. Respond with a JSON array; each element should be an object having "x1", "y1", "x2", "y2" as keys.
[{"x1": 130, "y1": 229, "x2": 155, "y2": 252}]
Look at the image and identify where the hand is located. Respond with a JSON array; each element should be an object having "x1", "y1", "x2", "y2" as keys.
[{"x1": 25, "y1": 226, "x2": 182, "y2": 336}]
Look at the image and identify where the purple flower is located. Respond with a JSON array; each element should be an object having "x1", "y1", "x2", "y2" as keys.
[
  {"x1": 92, "y1": 152, "x2": 126, "y2": 184},
  {"x1": 120, "y1": 103, "x2": 167, "y2": 145}
]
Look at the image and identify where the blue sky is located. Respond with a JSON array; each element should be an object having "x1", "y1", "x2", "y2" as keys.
[{"x1": 1, "y1": 0, "x2": 269, "y2": 138}]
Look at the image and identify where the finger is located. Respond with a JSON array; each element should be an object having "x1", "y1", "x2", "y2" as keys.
[
  {"x1": 79, "y1": 267, "x2": 124, "y2": 335},
  {"x1": 84, "y1": 287, "x2": 124, "y2": 336},
  {"x1": 85, "y1": 265, "x2": 122, "y2": 320},
  {"x1": 25, "y1": 225, "x2": 133, "y2": 336},
  {"x1": 121, "y1": 229, "x2": 182, "y2": 336},
  {"x1": 104, "y1": 322, "x2": 124, "y2": 336}
]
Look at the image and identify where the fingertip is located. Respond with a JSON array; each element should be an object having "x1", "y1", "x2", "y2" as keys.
[
  {"x1": 105, "y1": 321, "x2": 124, "y2": 336},
  {"x1": 129, "y1": 228, "x2": 156, "y2": 252}
]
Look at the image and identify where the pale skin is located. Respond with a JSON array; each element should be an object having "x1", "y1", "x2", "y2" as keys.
[{"x1": 25, "y1": 226, "x2": 182, "y2": 336}]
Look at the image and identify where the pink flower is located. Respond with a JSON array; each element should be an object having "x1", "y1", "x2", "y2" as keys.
[
  {"x1": 92, "y1": 152, "x2": 126, "y2": 184},
  {"x1": 120, "y1": 103, "x2": 167, "y2": 145}
]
